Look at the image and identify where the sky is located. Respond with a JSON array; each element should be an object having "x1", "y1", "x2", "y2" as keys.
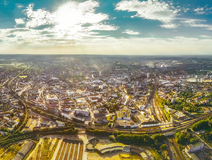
[{"x1": 1, "y1": 0, "x2": 212, "y2": 55}]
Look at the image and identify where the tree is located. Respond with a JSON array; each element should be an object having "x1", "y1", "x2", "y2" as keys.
[
  {"x1": 160, "y1": 144, "x2": 167, "y2": 151},
  {"x1": 0, "y1": 127, "x2": 8, "y2": 132},
  {"x1": 116, "y1": 134, "x2": 154, "y2": 146},
  {"x1": 152, "y1": 134, "x2": 165, "y2": 142},
  {"x1": 175, "y1": 131, "x2": 192, "y2": 145},
  {"x1": 187, "y1": 128, "x2": 191, "y2": 132},
  {"x1": 209, "y1": 119, "x2": 212, "y2": 127},
  {"x1": 109, "y1": 135, "x2": 116, "y2": 142},
  {"x1": 191, "y1": 120, "x2": 209, "y2": 131}
]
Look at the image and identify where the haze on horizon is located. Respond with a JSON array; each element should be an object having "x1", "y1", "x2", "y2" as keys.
[{"x1": 1, "y1": 0, "x2": 212, "y2": 55}]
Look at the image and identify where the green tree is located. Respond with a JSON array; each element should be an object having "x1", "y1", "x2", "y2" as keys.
[{"x1": 160, "y1": 144, "x2": 167, "y2": 151}]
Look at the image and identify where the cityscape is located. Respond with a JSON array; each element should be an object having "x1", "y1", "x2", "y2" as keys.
[
  {"x1": 1, "y1": 0, "x2": 212, "y2": 159},
  {"x1": 0, "y1": 55, "x2": 212, "y2": 159}
]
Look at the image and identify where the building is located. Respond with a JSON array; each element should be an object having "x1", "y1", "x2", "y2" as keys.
[
  {"x1": 116, "y1": 107, "x2": 131, "y2": 120},
  {"x1": 56, "y1": 120, "x2": 65, "y2": 127},
  {"x1": 88, "y1": 137, "x2": 99, "y2": 144},
  {"x1": 66, "y1": 91, "x2": 75, "y2": 96},
  {"x1": 46, "y1": 94, "x2": 58, "y2": 101},
  {"x1": 185, "y1": 142, "x2": 204, "y2": 153},
  {"x1": 24, "y1": 118, "x2": 37, "y2": 131},
  {"x1": 174, "y1": 111, "x2": 186, "y2": 120},
  {"x1": 74, "y1": 109, "x2": 90, "y2": 117}
]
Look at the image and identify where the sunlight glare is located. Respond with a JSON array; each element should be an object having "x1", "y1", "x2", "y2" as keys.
[{"x1": 55, "y1": 2, "x2": 83, "y2": 30}]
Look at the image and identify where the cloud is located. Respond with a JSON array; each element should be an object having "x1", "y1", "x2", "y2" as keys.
[
  {"x1": 206, "y1": 7, "x2": 212, "y2": 11},
  {"x1": 200, "y1": 35, "x2": 211, "y2": 38},
  {"x1": 15, "y1": 19, "x2": 25, "y2": 25},
  {"x1": 183, "y1": 7, "x2": 190, "y2": 13},
  {"x1": 181, "y1": 19, "x2": 212, "y2": 30},
  {"x1": 16, "y1": 4, "x2": 24, "y2": 8},
  {"x1": 23, "y1": 1, "x2": 116, "y2": 30},
  {"x1": 160, "y1": 23, "x2": 178, "y2": 29},
  {"x1": 115, "y1": 0, "x2": 180, "y2": 28},
  {"x1": 0, "y1": 0, "x2": 118, "y2": 48},
  {"x1": 1, "y1": 36, "x2": 212, "y2": 55},
  {"x1": 123, "y1": 30, "x2": 140, "y2": 35},
  {"x1": 194, "y1": 6, "x2": 212, "y2": 15},
  {"x1": 87, "y1": 24, "x2": 118, "y2": 31},
  {"x1": 24, "y1": 4, "x2": 56, "y2": 28},
  {"x1": 3, "y1": 0, "x2": 8, "y2": 6},
  {"x1": 2, "y1": 0, "x2": 212, "y2": 55},
  {"x1": 20, "y1": 0, "x2": 118, "y2": 41},
  {"x1": 194, "y1": 7, "x2": 205, "y2": 15}
]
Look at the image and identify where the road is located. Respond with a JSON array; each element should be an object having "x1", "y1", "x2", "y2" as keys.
[
  {"x1": 171, "y1": 137, "x2": 185, "y2": 160},
  {"x1": 164, "y1": 138, "x2": 175, "y2": 160}
]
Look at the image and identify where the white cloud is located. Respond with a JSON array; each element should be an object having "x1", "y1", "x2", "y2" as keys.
[
  {"x1": 194, "y1": 7, "x2": 205, "y2": 15},
  {"x1": 0, "y1": 0, "x2": 119, "y2": 48},
  {"x1": 160, "y1": 23, "x2": 178, "y2": 29},
  {"x1": 22, "y1": 0, "x2": 118, "y2": 40},
  {"x1": 4, "y1": 0, "x2": 8, "y2": 6},
  {"x1": 200, "y1": 35, "x2": 211, "y2": 38},
  {"x1": 2, "y1": 35, "x2": 212, "y2": 55},
  {"x1": 115, "y1": 0, "x2": 180, "y2": 28},
  {"x1": 206, "y1": 7, "x2": 212, "y2": 11},
  {"x1": 181, "y1": 19, "x2": 212, "y2": 30},
  {"x1": 0, "y1": 28, "x2": 52, "y2": 46},
  {"x1": 194, "y1": 6, "x2": 212, "y2": 14},
  {"x1": 16, "y1": 4, "x2": 24, "y2": 8},
  {"x1": 54, "y1": 0, "x2": 108, "y2": 30},
  {"x1": 183, "y1": 7, "x2": 190, "y2": 13},
  {"x1": 24, "y1": 4, "x2": 56, "y2": 28},
  {"x1": 87, "y1": 24, "x2": 118, "y2": 31},
  {"x1": 123, "y1": 30, "x2": 140, "y2": 35},
  {"x1": 15, "y1": 19, "x2": 25, "y2": 25}
]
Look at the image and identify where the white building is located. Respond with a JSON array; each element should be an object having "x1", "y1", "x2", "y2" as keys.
[
  {"x1": 56, "y1": 120, "x2": 65, "y2": 127},
  {"x1": 61, "y1": 113, "x2": 72, "y2": 120},
  {"x1": 185, "y1": 142, "x2": 204, "y2": 153}
]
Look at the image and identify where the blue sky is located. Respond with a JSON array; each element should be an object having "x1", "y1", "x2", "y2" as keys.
[{"x1": 1, "y1": 0, "x2": 212, "y2": 55}]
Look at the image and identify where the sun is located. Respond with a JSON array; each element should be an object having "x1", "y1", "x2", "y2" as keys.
[{"x1": 55, "y1": 2, "x2": 83, "y2": 30}]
